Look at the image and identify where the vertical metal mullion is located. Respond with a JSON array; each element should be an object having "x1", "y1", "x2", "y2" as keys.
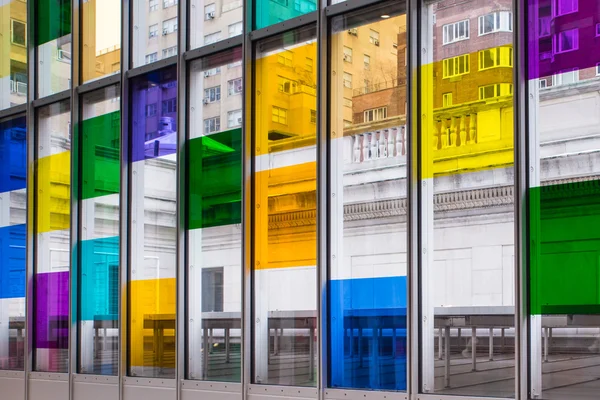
[
  {"x1": 176, "y1": 0, "x2": 187, "y2": 394},
  {"x1": 25, "y1": 0, "x2": 37, "y2": 396},
  {"x1": 119, "y1": 0, "x2": 132, "y2": 396},
  {"x1": 69, "y1": 0, "x2": 81, "y2": 392},
  {"x1": 514, "y1": 0, "x2": 529, "y2": 398},
  {"x1": 407, "y1": 0, "x2": 420, "y2": 397},
  {"x1": 242, "y1": 0, "x2": 253, "y2": 395},
  {"x1": 316, "y1": 0, "x2": 328, "y2": 396}
]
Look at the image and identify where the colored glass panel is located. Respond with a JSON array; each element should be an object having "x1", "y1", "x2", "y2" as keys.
[
  {"x1": 36, "y1": 0, "x2": 71, "y2": 45},
  {"x1": 77, "y1": 86, "x2": 120, "y2": 375},
  {"x1": 81, "y1": 0, "x2": 121, "y2": 83},
  {"x1": 0, "y1": 0, "x2": 27, "y2": 111},
  {"x1": 132, "y1": 0, "x2": 177, "y2": 67},
  {"x1": 527, "y1": 2, "x2": 600, "y2": 398},
  {"x1": 0, "y1": 116, "x2": 26, "y2": 371},
  {"x1": 34, "y1": 100, "x2": 71, "y2": 373},
  {"x1": 188, "y1": 130, "x2": 242, "y2": 230},
  {"x1": 129, "y1": 67, "x2": 177, "y2": 378},
  {"x1": 329, "y1": 3, "x2": 408, "y2": 391},
  {"x1": 186, "y1": 49, "x2": 243, "y2": 382},
  {"x1": 419, "y1": 0, "x2": 515, "y2": 397},
  {"x1": 189, "y1": 0, "x2": 243, "y2": 50},
  {"x1": 36, "y1": 0, "x2": 72, "y2": 97},
  {"x1": 255, "y1": 0, "x2": 316, "y2": 30},
  {"x1": 252, "y1": 25, "x2": 317, "y2": 386}
]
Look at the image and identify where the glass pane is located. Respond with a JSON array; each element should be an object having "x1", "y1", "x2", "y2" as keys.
[
  {"x1": 0, "y1": 116, "x2": 26, "y2": 370},
  {"x1": 36, "y1": 0, "x2": 72, "y2": 98},
  {"x1": 77, "y1": 86, "x2": 121, "y2": 375},
  {"x1": 129, "y1": 67, "x2": 177, "y2": 378},
  {"x1": 1, "y1": 0, "x2": 28, "y2": 110},
  {"x1": 132, "y1": 0, "x2": 177, "y2": 68},
  {"x1": 528, "y1": 2, "x2": 600, "y2": 399},
  {"x1": 329, "y1": 2, "x2": 407, "y2": 391},
  {"x1": 255, "y1": 0, "x2": 316, "y2": 30},
  {"x1": 253, "y1": 25, "x2": 317, "y2": 386},
  {"x1": 187, "y1": 47, "x2": 242, "y2": 381},
  {"x1": 189, "y1": 0, "x2": 243, "y2": 50},
  {"x1": 34, "y1": 100, "x2": 71, "y2": 372},
  {"x1": 420, "y1": 0, "x2": 515, "y2": 397},
  {"x1": 81, "y1": 0, "x2": 121, "y2": 83}
]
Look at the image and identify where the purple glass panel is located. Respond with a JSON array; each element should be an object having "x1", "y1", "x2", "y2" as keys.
[
  {"x1": 131, "y1": 66, "x2": 178, "y2": 162},
  {"x1": 528, "y1": 0, "x2": 600, "y2": 79},
  {"x1": 35, "y1": 271, "x2": 69, "y2": 349}
]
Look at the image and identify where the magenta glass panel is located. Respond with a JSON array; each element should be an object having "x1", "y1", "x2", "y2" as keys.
[
  {"x1": 34, "y1": 271, "x2": 69, "y2": 350},
  {"x1": 528, "y1": 0, "x2": 600, "y2": 79}
]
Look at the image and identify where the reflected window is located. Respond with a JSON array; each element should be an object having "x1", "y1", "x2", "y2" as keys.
[
  {"x1": 478, "y1": 11, "x2": 512, "y2": 36},
  {"x1": 555, "y1": 28, "x2": 579, "y2": 53},
  {"x1": 442, "y1": 19, "x2": 469, "y2": 44}
]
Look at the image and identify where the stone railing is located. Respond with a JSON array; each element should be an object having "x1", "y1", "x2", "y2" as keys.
[{"x1": 351, "y1": 125, "x2": 406, "y2": 163}]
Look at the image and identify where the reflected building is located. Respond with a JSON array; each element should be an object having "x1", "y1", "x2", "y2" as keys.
[{"x1": 0, "y1": 0, "x2": 27, "y2": 110}]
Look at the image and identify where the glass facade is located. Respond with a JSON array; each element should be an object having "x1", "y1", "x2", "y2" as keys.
[{"x1": 2, "y1": 0, "x2": 600, "y2": 400}]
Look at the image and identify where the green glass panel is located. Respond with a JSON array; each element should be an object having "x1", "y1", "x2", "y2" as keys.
[
  {"x1": 255, "y1": 0, "x2": 316, "y2": 30},
  {"x1": 530, "y1": 179, "x2": 600, "y2": 315},
  {"x1": 36, "y1": 0, "x2": 71, "y2": 45},
  {"x1": 81, "y1": 111, "x2": 120, "y2": 200},
  {"x1": 188, "y1": 128, "x2": 242, "y2": 230}
]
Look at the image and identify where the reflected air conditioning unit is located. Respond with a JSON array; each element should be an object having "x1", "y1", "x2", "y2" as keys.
[
  {"x1": 163, "y1": 29, "x2": 169, "y2": 35},
  {"x1": 348, "y1": 28, "x2": 358, "y2": 36},
  {"x1": 374, "y1": 39, "x2": 380, "y2": 46},
  {"x1": 206, "y1": 12, "x2": 215, "y2": 19},
  {"x1": 203, "y1": 98, "x2": 209, "y2": 104}
]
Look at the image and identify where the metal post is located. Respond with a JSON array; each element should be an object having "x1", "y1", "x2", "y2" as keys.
[
  {"x1": 176, "y1": 0, "x2": 187, "y2": 394},
  {"x1": 119, "y1": 0, "x2": 132, "y2": 396},
  {"x1": 471, "y1": 327, "x2": 477, "y2": 371},
  {"x1": 407, "y1": 0, "x2": 421, "y2": 395},
  {"x1": 489, "y1": 328, "x2": 494, "y2": 361},
  {"x1": 444, "y1": 326, "x2": 450, "y2": 388}
]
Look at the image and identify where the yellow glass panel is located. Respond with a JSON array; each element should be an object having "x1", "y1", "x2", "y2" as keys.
[
  {"x1": 129, "y1": 278, "x2": 176, "y2": 368},
  {"x1": 421, "y1": 48, "x2": 514, "y2": 179},
  {"x1": 254, "y1": 162, "x2": 317, "y2": 270},
  {"x1": 36, "y1": 151, "x2": 71, "y2": 233}
]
